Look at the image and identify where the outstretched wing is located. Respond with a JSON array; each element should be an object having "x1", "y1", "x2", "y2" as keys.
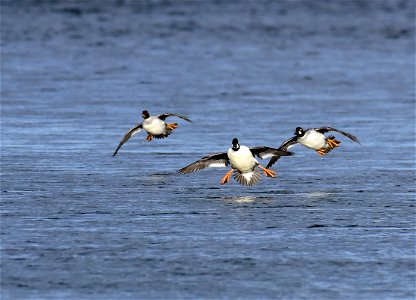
[
  {"x1": 113, "y1": 124, "x2": 143, "y2": 157},
  {"x1": 264, "y1": 138, "x2": 297, "y2": 169},
  {"x1": 315, "y1": 127, "x2": 360, "y2": 144},
  {"x1": 178, "y1": 152, "x2": 229, "y2": 174},
  {"x1": 249, "y1": 146, "x2": 293, "y2": 159},
  {"x1": 251, "y1": 146, "x2": 294, "y2": 169},
  {"x1": 278, "y1": 136, "x2": 298, "y2": 151},
  {"x1": 158, "y1": 113, "x2": 192, "y2": 123}
]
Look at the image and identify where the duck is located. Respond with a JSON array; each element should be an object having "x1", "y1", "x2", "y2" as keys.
[
  {"x1": 266, "y1": 126, "x2": 360, "y2": 168},
  {"x1": 178, "y1": 138, "x2": 293, "y2": 186},
  {"x1": 113, "y1": 110, "x2": 192, "y2": 156}
]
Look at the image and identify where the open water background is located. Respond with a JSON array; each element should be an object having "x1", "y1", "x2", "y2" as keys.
[{"x1": 1, "y1": 0, "x2": 415, "y2": 299}]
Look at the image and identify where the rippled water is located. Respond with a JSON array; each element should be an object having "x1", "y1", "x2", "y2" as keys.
[{"x1": 1, "y1": 0, "x2": 415, "y2": 299}]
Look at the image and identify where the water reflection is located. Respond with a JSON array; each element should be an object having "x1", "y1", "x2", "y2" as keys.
[
  {"x1": 229, "y1": 195, "x2": 257, "y2": 203},
  {"x1": 304, "y1": 191, "x2": 338, "y2": 200}
]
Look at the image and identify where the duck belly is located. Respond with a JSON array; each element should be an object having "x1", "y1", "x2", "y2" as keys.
[
  {"x1": 142, "y1": 117, "x2": 166, "y2": 135},
  {"x1": 300, "y1": 130, "x2": 326, "y2": 149},
  {"x1": 228, "y1": 147, "x2": 256, "y2": 173}
]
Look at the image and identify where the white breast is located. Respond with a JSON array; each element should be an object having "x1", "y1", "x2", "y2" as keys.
[
  {"x1": 142, "y1": 116, "x2": 166, "y2": 135},
  {"x1": 298, "y1": 130, "x2": 326, "y2": 150},
  {"x1": 227, "y1": 145, "x2": 257, "y2": 173}
]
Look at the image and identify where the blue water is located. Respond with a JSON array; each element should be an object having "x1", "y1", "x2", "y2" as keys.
[{"x1": 1, "y1": 0, "x2": 415, "y2": 299}]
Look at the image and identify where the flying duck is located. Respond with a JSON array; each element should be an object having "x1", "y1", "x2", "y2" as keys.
[
  {"x1": 178, "y1": 138, "x2": 293, "y2": 186},
  {"x1": 266, "y1": 126, "x2": 360, "y2": 168},
  {"x1": 113, "y1": 110, "x2": 192, "y2": 156}
]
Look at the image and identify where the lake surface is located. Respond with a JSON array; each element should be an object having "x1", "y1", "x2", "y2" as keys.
[{"x1": 1, "y1": 0, "x2": 415, "y2": 299}]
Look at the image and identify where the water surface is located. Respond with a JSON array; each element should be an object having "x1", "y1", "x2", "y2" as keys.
[{"x1": 1, "y1": 0, "x2": 415, "y2": 299}]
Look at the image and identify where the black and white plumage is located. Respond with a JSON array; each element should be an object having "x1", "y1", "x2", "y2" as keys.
[
  {"x1": 113, "y1": 110, "x2": 192, "y2": 156},
  {"x1": 178, "y1": 138, "x2": 293, "y2": 186},
  {"x1": 267, "y1": 126, "x2": 360, "y2": 168}
]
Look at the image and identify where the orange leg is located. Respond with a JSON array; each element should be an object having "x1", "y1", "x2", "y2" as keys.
[
  {"x1": 327, "y1": 138, "x2": 341, "y2": 149},
  {"x1": 258, "y1": 165, "x2": 277, "y2": 178},
  {"x1": 220, "y1": 169, "x2": 234, "y2": 185},
  {"x1": 316, "y1": 148, "x2": 327, "y2": 156},
  {"x1": 146, "y1": 134, "x2": 153, "y2": 142},
  {"x1": 166, "y1": 123, "x2": 178, "y2": 131}
]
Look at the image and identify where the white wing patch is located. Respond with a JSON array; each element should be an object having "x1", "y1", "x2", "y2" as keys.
[
  {"x1": 207, "y1": 162, "x2": 227, "y2": 168},
  {"x1": 130, "y1": 128, "x2": 142, "y2": 137},
  {"x1": 258, "y1": 152, "x2": 275, "y2": 159}
]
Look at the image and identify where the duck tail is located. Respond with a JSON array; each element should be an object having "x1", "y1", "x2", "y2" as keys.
[{"x1": 233, "y1": 169, "x2": 261, "y2": 186}]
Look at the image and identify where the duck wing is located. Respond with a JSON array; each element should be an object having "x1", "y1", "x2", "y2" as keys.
[
  {"x1": 178, "y1": 152, "x2": 229, "y2": 174},
  {"x1": 249, "y1": 146, "x2": 293, "y2": 159},
  {"x1": 315, "y1": 127, "x2": 360, "y2": 144},
  {"x1": 264, "y1": 138, "x2": 297, "y2": 168},
  {"x1": 158, "y1": 113, "x2": 192, "y2": 123},
  {"x1": 278, "y1": 136, "x2": 299, "y2": 151},
  {"x1": 113, "y1": 124, "x2": 143, "y2": 157}
]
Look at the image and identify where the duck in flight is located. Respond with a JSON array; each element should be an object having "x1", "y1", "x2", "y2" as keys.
[
  {"x1": 178, "y1": 138, "x2": 293, "y2": 186},
  {"x1": 266, "y1": 126, "x2": 360, "y2": 168},
  {"x1": 113, "y1": 110, "x2": 192, "y2": 156}
]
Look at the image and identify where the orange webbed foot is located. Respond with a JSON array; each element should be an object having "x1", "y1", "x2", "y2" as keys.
[
  {"x1": 166, "y1": 123, "x2": 178, "y2": 131},
  {"x1": 258, "y1": 165, "x2": 277, "y2": 178},
  {"x1": 316, "y1": 149, "x2": 327, "y2": 156},
  {"x1": 146, "y1": 134, "x2": 153, "y2": 142},
  {"x1": 220, "y1": 169, "x2": 234, "y2": 185},
  {"x1": 327, "y1": 138, "x2": 341, "y2": 149}
]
